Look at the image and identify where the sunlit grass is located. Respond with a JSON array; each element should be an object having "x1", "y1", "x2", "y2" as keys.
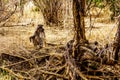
[
  {"x1": 0, "y1": 69, "x2": 16, "y2": 80},
  {"x1": 86, "y1": 20, "x2": 117, "y2": 45}
]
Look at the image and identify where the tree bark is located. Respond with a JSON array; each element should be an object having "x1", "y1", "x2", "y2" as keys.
[
  {"x1": 113, "y1": 16, "x2": 120, "y2": 63},
  {"x1": 73, "y1": 0, "x2": 87, "y2": 57},
  {"x1": 73, "y1": 0, "x2": 86, "y2": 44}
]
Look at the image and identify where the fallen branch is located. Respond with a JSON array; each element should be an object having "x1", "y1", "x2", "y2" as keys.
[
  {"x1": 86, "y1": 75, "x2": 104, "y2": 80},
  {"x1": 0, "y1": 67, "x2": 30, "y2": 79},
  {"x1": 39, "y1": 69, "x2": 68, "y2": 79},
  {"x1": 1, "y1": 54, "x2": 49, "y2": 68}
]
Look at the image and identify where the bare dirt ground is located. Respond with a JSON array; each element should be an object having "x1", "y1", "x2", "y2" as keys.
[{"x1": 0, "y1": 20, "x2": 74, "y2": 53}]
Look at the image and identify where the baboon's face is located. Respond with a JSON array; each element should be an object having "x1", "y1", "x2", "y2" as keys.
[{"x1": 37, "y1": 26, "x2": 44, "y2": 32}]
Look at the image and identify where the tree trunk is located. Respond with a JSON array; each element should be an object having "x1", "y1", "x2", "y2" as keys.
[
  {"x1": 19, "y1": 0, "x2": 27, "y2": 16},
  {"x1": 73, "y1": 0, "x2": 87, "y2": 57},
  {"x1": 113, "y1": 16, "x2": 120, "y2": 63}
]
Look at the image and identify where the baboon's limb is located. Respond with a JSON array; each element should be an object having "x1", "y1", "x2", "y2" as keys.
[{"x1": 29, "y1": 24, "x2": 46, "y2": 49}]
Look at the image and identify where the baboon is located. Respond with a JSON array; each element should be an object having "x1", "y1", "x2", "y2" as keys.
[
  {"x1": 37, "y1": 24, "x2": 46, "y2": 47},
  {"x1": 66, "y1": 40, "x2": 74, "y2": 57},
  {"x1": 29, "y1": 32, "x2": 43, "y2": 48},
  {"x1": 29, "y1": 24, "x2": 46, "y2": 49}
]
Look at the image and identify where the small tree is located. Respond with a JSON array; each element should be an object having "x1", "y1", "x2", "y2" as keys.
[{"x1": 33, "y1": 0, "x2": 64, "y2": 25}]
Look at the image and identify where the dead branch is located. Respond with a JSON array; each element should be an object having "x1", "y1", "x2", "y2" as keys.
[
  {"x1": 86, "y1": 75, "x2": 104, "y2": 80},
  {"x1": 1, "y1": 41, "x2": 120, "y2": 80},
  {"x1": 39, "y1": 69, "x2": 68, "y2": 79},
  {"x1": 0, "y1": 4, "x2": 17, "y2": 25},
  {"x1": 64, "y1": 42, "x2": 88, "y2": 80},
  {"x1": 0, "y1": 67, "x2": 30, "y2": 79},
  {"x1": 80, "y1": 46, "x2": 96, "y2": 55},
  {"x1": 1, "y1": 53, "x2": 49, "y2": 68}
]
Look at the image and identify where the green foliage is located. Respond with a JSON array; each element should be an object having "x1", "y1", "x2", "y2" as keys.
[
  {"x1": 87, "y1": 0, "x2": 105, "y2": 8},
  {"x1": 107, "y1": 0, "x2": 120, "y2": 20},
  {"x1": 92, "y1": 0, "x2": 103, "y2": 3},
  {"x1": 4, "y1": 0, "x2": 9, "y2": 3},
  {"x1": 20, "y1": 0, "x2": 28, "y2": 6},
  {"x1": 32, "y1": 6, "x2": 40, "y2": 12},
  {"x1": 0, "y1": 68, "x2": 16, "y2": 80},
  {"x1": 86, "y1": 0, "x2": 120, "y2": 19},
  {"x1": 0, "y1": 68, "x2": 8, "y2": 76}
]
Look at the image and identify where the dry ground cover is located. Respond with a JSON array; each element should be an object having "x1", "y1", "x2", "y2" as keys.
[
  {"x1": 0, "y1": 9, "x2": 120, "y2": 80},
  {"x1": 0, "y1": 17, "x2": 117, "y2": 53}
]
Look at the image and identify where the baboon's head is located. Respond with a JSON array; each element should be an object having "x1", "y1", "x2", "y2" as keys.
[
  {"x1": 38, "y1": 24, "x2": 43, "y2": 27},
  {"x1": 38, "y1": 24, "x2": 43, "y2": 29},
  {"x1": 37, "y1": 24, "x2": 44, "y2": 32}
]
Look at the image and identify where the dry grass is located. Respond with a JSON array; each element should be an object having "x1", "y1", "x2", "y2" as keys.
[
  {"x1": 0, "y1": 11, "x2": 118, "y2": 53},
  {"x1": 86, "y1": 20, "x2": 117, "y2": 45}
]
